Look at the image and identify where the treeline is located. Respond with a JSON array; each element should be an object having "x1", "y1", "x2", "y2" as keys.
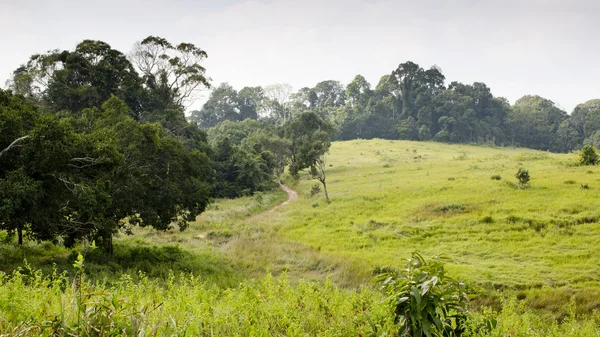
[
  {"x1": 192, "y1": 62, "x2": 600, "y2": 153},
  {"x1": 1, "y1": 37, "x2": 331, "y2": 251}
]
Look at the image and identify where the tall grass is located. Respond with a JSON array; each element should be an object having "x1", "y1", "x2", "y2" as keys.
[{"x1": 0, "y1": 265, "x2": 396, "y2": 336}]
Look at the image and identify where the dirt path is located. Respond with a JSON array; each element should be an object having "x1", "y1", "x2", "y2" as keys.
[
  {"x1": 244, "y1": 184, "x2": 298, "y2": 222},
  {"x1": 269, "y1": 184, "x2": 298, "y2": 213}
]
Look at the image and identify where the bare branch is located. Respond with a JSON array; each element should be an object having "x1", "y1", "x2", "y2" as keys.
[{"x1": 0, "y1": 135, "x2": 30, "y2": 160}]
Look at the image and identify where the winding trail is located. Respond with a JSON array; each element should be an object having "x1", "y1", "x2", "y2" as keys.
[
  {"x1": 269, "y1": 184, "x2": 298, "y2": 212},
  {"x1": 244, "y1": 184, "x2": 298, "y2": 223}
]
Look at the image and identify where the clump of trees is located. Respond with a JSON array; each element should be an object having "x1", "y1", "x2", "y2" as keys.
[
  {"x1": 1, "y1": 37, "x2": 214, "y2": 251},
  {"x1": 1, "y1": 36, "x2": 338, "y2": 250}
]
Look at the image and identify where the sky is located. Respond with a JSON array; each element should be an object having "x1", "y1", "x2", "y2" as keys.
[{"x1": 1, "y1": 0, "x2": 599, "y2": 112}]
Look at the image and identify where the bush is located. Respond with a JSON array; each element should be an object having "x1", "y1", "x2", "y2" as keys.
[
  {"x1": 309, "y1": 184, "x2": 321, "y2": 197},
  {"x1": 434, "y1": 203, "x2": 467, "y2": 213},
  {"x1": 481, "y1": 216, "x2": 494, "y2": 223},
  {"x1": 376, "y1": 253, "x2": 471, "y2": 336},
  {"x1": 515, "y1": 168, "x2": 530, "y2": 189},
  {"x1": 490, "y1": 175, "x2": 502, "y2": 181},
  {"x1": 579, "y1": 145, "x2": 599, "y2": 166}
]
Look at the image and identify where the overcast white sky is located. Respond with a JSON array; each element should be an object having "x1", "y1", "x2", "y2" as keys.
[{"x1": 1, "y1": 0, "x2": 599, "y2": 112}]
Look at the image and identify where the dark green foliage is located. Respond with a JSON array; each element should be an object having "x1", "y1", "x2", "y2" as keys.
[
  {"x1": 507, "y1": 95, "x2": 568, "y2": 152},
  {"x1": 208, "y1": 119, "x2": 289, "y2": 198},
  {"x1": 490, "y1": 175, "x2": 502, "y2": 180},
  {"x1": 580, "y1": 184, "x2": 590, "y2": 190},
  {"x1": 285, "y1": 112, "x2": 334, "y2": 177},
  {"x1": 211, "y1": 136, "x2": 276, "y2": 198},
  {"x1": 376, "y1": 253, "x2": 470, "y2": 337},
  {"x1": 3, "y1": 37, "x2": 215, "y2": 251},
  {"x1": 515, "y1": 168, "x2": 531, "y2": 188},
  {"x1": 22, "y1": 40, "x2": 145, "y2": 117},
  {"x1": 0, "y1": 89, "x2": 212, "y2": 251},
  {"x1": 189, "y1": 83, "x2": 261, "y2": 130},
  {"x1": 578, "y1": 145, "x2": 599, "y2": 165}
]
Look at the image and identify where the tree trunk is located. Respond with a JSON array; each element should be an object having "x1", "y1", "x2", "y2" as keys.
[
  {"x1": 322, "y1": 181, "x2": 330, "y2": 204},
  {"x1": 17, "y1": 227, "x2": 23, "y2": 245},
  {"x1": 107, "y1": 234, "x2": 113, "y2": 255}
]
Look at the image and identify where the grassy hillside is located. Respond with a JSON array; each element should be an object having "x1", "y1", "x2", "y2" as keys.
[
  {"x1": 217, "y1": 140, "x2": 600, "y2": 313},
  {"x1": 3, "y1": 139, "x2": 600, "y2": 335},
  {"x1": 288, "y1": 140, "x2": 600, "y2": 286}
]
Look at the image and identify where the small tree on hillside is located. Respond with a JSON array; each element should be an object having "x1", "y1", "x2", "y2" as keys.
[
  {"x1": 310, "y1": 155, "x2": 329, "y2": 203},
  {"x1": 515, "y1": 167, "x2": 530, "y2": 189},
  {"x1": 579, "y1": 145, "x2": 599, "y2": 165},
  {"x1": 285, "y1": 111, "x2": 334, "y2": 203}
]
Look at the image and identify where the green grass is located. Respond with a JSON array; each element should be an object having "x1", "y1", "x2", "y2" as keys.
[
  {"x1": 291, "y1": 142, "x2": 598, "y2": 282},
  {"x1": 219, "y1": 140, "x2": 600, "y2": 315},
  {"x1": 3, "y1": 139, "x2": 600, "y2": 335}
]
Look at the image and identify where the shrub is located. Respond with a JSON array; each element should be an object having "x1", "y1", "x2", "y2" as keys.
[
  {"x1": 454, "y1": 152, "x2": 468, "y2": 161},
  {"x1": 309, "y1": 184, "x2": 321, "y2": 197},
  {"x1": 481, "y1": 216, "x2": 494, "y2": 224},
  {"x1": 490, "y1": 175, "x2": 502, "y2": 181},
  {"x1": 579, "y1": 145, "x2": 599, "y2": 166},
  {"x1": 506, "y1": 215, "x2": 521, "y2": 223},
  {"x1": 515, "y1": 168, "x2": 530, "y2": 189},
  {"x1": 564, "y1": 180, "x2": 576, "y2": 185},
  {"x1": 376, "y1": 253, "x2": 471, "y2": 336},
  {"x1": 434, "y1": 203, "x2": 467, "y2": 213},
  {"x1": 581, "y1": 184, "x2": 590, "y2": 190}
]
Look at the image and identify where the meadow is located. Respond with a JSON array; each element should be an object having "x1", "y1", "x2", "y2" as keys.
[{"x1": 2, "y1": 139, "x2": 600, "y2": 336}]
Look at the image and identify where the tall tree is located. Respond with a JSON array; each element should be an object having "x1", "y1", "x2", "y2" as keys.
[
  {"x1": 189, "y1": 83, "x2": 243, "y2": 130},
  {"x1": 346, "y1": 74, "x2": 372, "y2": 107},
  {"x1": 263, "y1": 83, "x2": 294, "y2": 124},
  {"x1": 130, "y1": 36, "x2": 211, "y2": 110}
]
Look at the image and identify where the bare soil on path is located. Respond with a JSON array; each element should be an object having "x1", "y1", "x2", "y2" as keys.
[{"x1": 244, "y1": 184, "x2": 298, "y2": 223}]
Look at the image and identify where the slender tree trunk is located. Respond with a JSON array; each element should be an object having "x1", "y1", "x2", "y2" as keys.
[
  {"x1": 17, "y1": 227, "x2": 23, "y2": 245},
  {"x1": 108, "y1": 234, "x2": 113, "y2": 255},
  {"x1": 322, "y1": 180, "x2": 330, "y2": 204}
]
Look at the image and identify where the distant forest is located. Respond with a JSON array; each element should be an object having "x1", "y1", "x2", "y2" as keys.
[{"x1": 191, "y1": 62, "x2": 599, "y2": 154}]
